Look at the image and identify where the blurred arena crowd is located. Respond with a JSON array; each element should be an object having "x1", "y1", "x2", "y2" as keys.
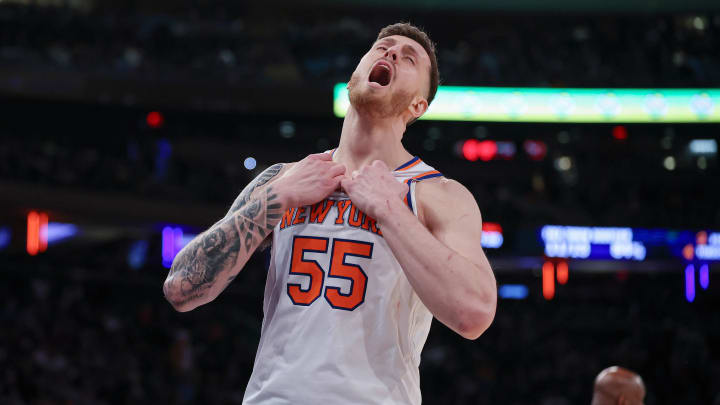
[{"x1": 1, "y1": 3, "x2": 719, "y2": 87}]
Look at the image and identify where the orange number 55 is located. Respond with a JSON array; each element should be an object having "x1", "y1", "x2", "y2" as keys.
[{"x1": 287, "y1": 236, "x2": 373, "y2": 311}]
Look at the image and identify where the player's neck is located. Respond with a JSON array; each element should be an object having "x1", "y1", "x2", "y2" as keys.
[{"x1": 335, "y1": 108, "x2": 413, "y2": 173}]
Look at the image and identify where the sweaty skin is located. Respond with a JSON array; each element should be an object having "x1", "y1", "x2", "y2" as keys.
[{"x1": 591, "y1": 366, "x2": 646, "y2": 405}]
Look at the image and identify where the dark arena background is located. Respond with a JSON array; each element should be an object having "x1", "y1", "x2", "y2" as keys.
[{"x1": 1, "y1": 0, "x2": 720, "y2": 404}]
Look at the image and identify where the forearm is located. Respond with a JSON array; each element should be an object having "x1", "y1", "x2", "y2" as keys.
[
  {"x1": 163, "y1": 186, "x2": 285, "y2": 311},
  {"x1": 378, "y1": 200, "x2": 496, "y2": 339}
]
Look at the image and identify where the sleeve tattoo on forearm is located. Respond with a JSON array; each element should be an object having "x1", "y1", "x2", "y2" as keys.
[{"x1": 164, "y1": 164, "x2": 285, "y2": 305}]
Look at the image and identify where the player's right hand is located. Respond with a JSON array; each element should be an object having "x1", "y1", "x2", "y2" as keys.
[{"x1": 272, "y1": 153, "x2": 346, "y2": 208}]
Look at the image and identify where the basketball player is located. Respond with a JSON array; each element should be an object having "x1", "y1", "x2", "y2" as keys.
[
  {"x1": 163, "y1": 22, "x2": 497, "y2": 404},
  {"x1": 591, "y1": 366, "x2": 646, "y2": 405}
]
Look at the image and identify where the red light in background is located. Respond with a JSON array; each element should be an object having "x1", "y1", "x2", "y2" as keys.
[
  {"x1": 27, "y1": 211, "x2": 39, "y2": 256},
  {"x1": 39, "y1": 212, "x2": 48, "y2": 253},
  {"x1": 542, "y1": 261, "x2": 555, "y2": 300},
  {"x1": 462, "y1": 139, "x2": 479, "y2": 161},
  {"x1": 696, "y1": 231, "x2": 708, "y2": 245},
  {"x1": 477, "y1": 140, "x2": 497, "y2": 161},
  {"x1": 612, "y1": 125, "x2": 628, "y2": 140},
  {"x1": 26, "y1": 211, "x2": 48, "y2": 255},
  {"x1": 482, "y1": 222, "x2": 502, "y2": 233},
  {"x1": 682, "y1": 243, "x2": 695, "y2": 261},
  {"x1": 556, "y1": 261, "x2": 569, "y2": 285},
  {"x1": 146, "y1": 111, "x2": 164, "y2": 129},
  {"x1": 462, "y1": 139, "x2": 504, "y2": 162},
  {"x1": 523, "y1": 140, "x2": 547, "y2": 161}
]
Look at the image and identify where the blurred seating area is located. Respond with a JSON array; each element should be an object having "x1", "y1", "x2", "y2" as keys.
[{"x1": 1, "y1": 3, "x2": 719, "y2": 87}]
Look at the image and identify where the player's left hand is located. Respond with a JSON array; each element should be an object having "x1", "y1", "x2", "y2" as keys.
[{"x1": 341, "y1": 160, "x2": 407, "y2": 222}]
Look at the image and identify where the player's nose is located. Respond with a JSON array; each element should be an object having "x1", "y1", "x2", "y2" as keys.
[{"x1": 384, "y1": 47, "x2": 399, "y2": 61}]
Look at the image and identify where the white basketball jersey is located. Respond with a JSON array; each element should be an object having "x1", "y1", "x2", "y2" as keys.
[{"x1": 243, "y1": 153, "x2": 443, "y2": 405}]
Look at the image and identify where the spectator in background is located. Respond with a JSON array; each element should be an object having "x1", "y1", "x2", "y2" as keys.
[{"x1": 591, "y1": 366, "x2": 646, "y2": 405}]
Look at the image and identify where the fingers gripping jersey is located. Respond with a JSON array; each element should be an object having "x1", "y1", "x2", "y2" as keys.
[{"x1": 243, "y1": 155, "x2": 443, "y2": 405}]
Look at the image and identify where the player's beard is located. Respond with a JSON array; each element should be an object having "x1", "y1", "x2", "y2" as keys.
[{"x1": 347, "y1": 70, "x2": 414, "y2": 119}]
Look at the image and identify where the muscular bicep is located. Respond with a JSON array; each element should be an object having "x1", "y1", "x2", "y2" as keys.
[{"x1": 418, "y1": 179, "x2": 487, "y2": 268}]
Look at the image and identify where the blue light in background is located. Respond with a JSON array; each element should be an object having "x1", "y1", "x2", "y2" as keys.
[
  {"x1": 244, "y1": 157, "x2": 257, "y2": 170},
  {"x1": 696, "y1": 244, "x2": 720, "y2": 260},
  {"x1": 498, "y1": 284, "x2": 529, "y2": 300},
  {"x1": 154, "y1": 138, "x2": 172, "y2": 181},
  {"x1": 162, "y1": 226, "x2": 176, "y2": 268},
  {"x1": 0, "y1": 227, "x2": 10, "y2": 250},
  {"x1": 481, "y1": 223, "x2": 503, "y2": 249},
  {"x1": 128, "y1": 240, "x2": 149, "y2": 270},
  {"x1": 699, "y1": 264, "x2": 709, "y2": 290},
  {"x1": 688, "y1": 139, "x2": 717, "y2": 154},
  {"x1": 46, "y1": 223, "x2": 79, "y2": 244},
  {"x1": 685, "y1": 264, "x2": 696, "y2": 302},
  {"x1": 481, "y1": 231, "x2": 503, "y2": 249},
  {"x1": 162, "y1": 226, "x2": 197, "y2": 268}
]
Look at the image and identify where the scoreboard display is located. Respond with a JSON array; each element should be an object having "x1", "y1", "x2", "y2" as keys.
[{"x1": 539, "y1": 225, "x2": 720, "y2": 263}]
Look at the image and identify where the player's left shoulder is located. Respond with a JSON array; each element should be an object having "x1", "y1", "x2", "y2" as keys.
[{"x1": 415, "y1": 177, "x2": 481, "y2": 228}]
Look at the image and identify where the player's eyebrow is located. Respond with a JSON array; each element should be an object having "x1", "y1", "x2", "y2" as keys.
[
  {"x1": 377, "y1": 37, "x2": 396, "y2": 46},
  {"x1": 402, "y1": 44, "x2": 419, "y2": 59}
]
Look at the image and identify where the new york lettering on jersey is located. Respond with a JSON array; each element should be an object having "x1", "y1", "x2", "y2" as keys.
[{"x1": 278, "y1": 199, "x2": 382, "y2": 236}]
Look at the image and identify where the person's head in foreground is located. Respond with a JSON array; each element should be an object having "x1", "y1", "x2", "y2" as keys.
[
  {"x1": 347, "y1": 22, "x2": 439, "y2": 128},
  {"x1": 591, "y1": 366, "x2": 646, "y2": 405}
]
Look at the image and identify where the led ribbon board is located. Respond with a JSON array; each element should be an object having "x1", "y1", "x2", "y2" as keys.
[
  {"x1": 333, "y1": 83, "x2": 720, "y2": 123},
  {"x1": 540, "y1": 225, "x2": 720, "y2": 262}
]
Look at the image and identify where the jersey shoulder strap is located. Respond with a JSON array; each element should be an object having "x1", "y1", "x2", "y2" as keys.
[{"x1": 396, "y1": 157, "x2": 443, "y2": 216}]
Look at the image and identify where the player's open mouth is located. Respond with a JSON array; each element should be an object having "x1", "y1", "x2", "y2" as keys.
[{"x1": 368, "y1": 61, "x2": 392, "y2": 87}]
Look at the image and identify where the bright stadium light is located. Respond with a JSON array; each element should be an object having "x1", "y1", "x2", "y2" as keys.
[
  {"x1": 685, "y1": 264, "x2": 696, "y2": 302},
  {"x1": 244, "y1": 157, "x2": 257, "y2": 170},
  {"x1": 481, "y1": 222, "x2": 503, "y2": 249},
  {"x1": 699, "y1": 264, "x2": 710, "y2": 290},
  {"x1": 663, "y1": 156, "x2": 676, "y2": 171},
  {"x1": 688, "y1": 139, "x2": 717, "y2": 155},
  {"x1": 45, "y1": 223, "x2": 79, "y2": 244},
  {"x1": 0, "y1": 226, "x2": 10, "y2": 250},
  {"x1": 333, "y1": 84, "x2": 720, "y2": 123},
  {"x1": 162, "y1": 226, "x2": 197, "y2": 268},
  {"x1": 498, "y1": 284, "x2": 529, "y2": 300}
]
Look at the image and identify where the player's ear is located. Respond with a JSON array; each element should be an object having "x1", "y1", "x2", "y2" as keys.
[{"x1": 408, "y1": 95, "x2": 428, "y2": 121}]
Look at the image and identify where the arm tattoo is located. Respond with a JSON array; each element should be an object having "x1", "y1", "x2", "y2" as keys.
[
  {"x1": 227, "y1": 163, "x2": 284, "y2": 217},
  {"x1": 163, "y1": 164, "x2": 285, "y2": 308}
]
